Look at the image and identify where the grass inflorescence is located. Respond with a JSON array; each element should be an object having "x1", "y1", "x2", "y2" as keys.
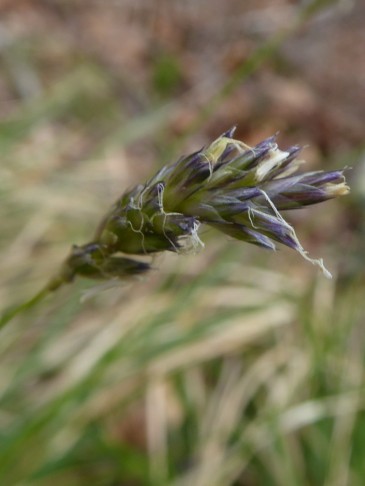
[{"x1": 1, "y1": 128, "x2": 349, "y2": 329}]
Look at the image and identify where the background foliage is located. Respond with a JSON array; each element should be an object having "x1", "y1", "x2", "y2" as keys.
[{"x1": 0, "y1": 0, "x2": 364, "y2": 485}]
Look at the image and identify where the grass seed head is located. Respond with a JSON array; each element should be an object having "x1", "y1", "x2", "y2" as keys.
[{"x1": 61, "y1": 128, "x2": 349, "y2": 283}]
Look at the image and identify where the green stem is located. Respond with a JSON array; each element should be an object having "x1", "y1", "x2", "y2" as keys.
[{"x1": 0, "y1": 276, "x2": 65, "y2": 331}]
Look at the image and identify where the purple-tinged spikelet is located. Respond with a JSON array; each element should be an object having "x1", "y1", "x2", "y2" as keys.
[{"x1": 57, "y1": 127, "x2": 349, "y2": 284}]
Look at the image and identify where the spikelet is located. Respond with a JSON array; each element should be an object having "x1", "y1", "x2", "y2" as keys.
[{"x1": 57, "y1": 127, "x2": 349, "y2": 285}]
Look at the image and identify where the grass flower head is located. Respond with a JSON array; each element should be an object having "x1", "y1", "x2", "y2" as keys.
[
  {"x1": 0, "y1": 128, "x2": 349, "y2": 329},
  {"x1": 60, "y1": 127, "x2": 349, "y2": 284}
]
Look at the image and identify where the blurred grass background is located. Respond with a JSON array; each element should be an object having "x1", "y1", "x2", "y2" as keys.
[{"x1": 0, "y1": 0, "x2": 364, "y2": 485}]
